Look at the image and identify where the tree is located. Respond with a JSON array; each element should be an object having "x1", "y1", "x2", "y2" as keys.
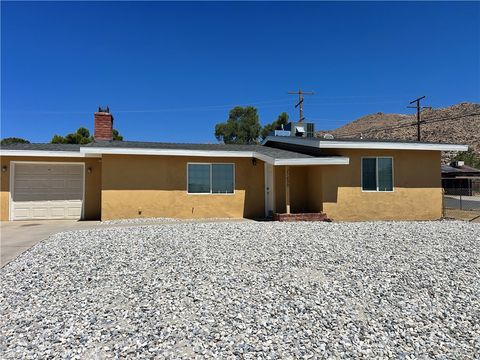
[
  {"x1": 1, "y1": 137, "x2": 30, "y2": 145},
  {"x1": 113, "y1": 129, "x2": 123, "y2": 141},
  {"x1": 215, "y1": 106, "x2": 261, "y2": 144},
  {"x1": 452, "y1": 148, "x2": 480, "y2": 169},
  {"x1": 76, "y1": 127, "x2": 90, "y2": 139},
  {"x1": 261, "y1": 112, "x2": 289, "y2": 140},
  {"x1": 51, "y1": 127, "x2": 123, "y2": 144},
  {"x1": 51, "y1": 135, "x2": 67, "y2": 144}
]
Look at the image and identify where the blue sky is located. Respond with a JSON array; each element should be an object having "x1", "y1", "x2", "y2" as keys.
[{"x1": 2, "y1": 1, "x2": 479, "y2": 143}]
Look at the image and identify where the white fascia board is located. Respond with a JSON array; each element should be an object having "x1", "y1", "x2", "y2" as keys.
[
  {"x1": 319, "y1": 141, "x2": 468, "y2": 151},
  {"x1": 0, "y1": 150, "x2": 99, "y2": 158},
  {"x1": 252, "y1": 152, "x2": 274, "y2": 165},
  {"x1": 273, "y1": 157, "x2": 349, "y2": 166},
  {"x1": 81, "y1": 147, "x2": 256, "y2": 158},
  {"x1": 81, "y1": 147, "x2": 278, "y2": 165},
  {"x1": 79, "y1": 147, "x2": 348, "y2": 166},
  {"x1": 264, "y1": 136, "x2": 469, "y2": 152}
]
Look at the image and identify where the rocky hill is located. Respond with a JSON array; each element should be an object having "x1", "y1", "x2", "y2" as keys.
[{"x1": 317, "y1": 102, "x2": 480, "y2": 162}]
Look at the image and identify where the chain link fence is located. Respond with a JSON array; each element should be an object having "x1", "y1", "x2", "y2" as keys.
[{"x1": 443, "y1": 184, "x2": 480, "y2": 212}]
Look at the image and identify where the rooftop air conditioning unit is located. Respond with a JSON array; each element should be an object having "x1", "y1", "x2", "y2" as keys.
[
  {"x1": 323, "y1": 134, "x2": 334, "y2": 140},
  {"x1": 283, "y1": 122, "x2": 315, "y2": 138},
  {"x1": 273, "y1": 130, "x2": 291, "y2": 137},
  {"x1": 451, "y1": 160, "x2": 465, "y2": 168}
]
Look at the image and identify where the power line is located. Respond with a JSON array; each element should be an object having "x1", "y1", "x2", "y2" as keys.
[
  {"x1": 306, "y1": 100, "x2": 405, "y2": 106},
  {"x1": 2, "y1": 98, "x2": 293, "y2": 115},
  {"x1": 334, "y1": 111, "x2": 480, "y2": 138}
]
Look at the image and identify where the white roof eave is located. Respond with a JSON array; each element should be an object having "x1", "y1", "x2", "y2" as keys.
[
  {"x1": 80, "y1": 147, "x2": 349, "y2": 166},
  {"x1": 264, "y1": 136, "x2": 469, "y2": 152},
  {"x1": 0, "y1": 150, "x2": 100, "y2": 158}
]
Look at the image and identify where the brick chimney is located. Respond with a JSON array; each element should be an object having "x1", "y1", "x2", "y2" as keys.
[{"x1": 94, "y1": 106, "x2": 113, "y2": 141}]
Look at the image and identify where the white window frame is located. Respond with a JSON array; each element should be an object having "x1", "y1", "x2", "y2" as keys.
[
  {"x1": 361, "y1": 156, "x2": 394, "y2": 193},
  {"x1": 186, "y1": 162, "x2": 235, "y2": 195}
]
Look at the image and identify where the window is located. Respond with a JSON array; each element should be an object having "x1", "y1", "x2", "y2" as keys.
[
  {"x1": 362, "y1": 157, "x2": 393, "y2": 191},
  {"x1": 187, "y1": 163, "x2": 234, "y2": 194},
  {"x1": 188, "y1": 164, "x2": 211, "y2": 193}
]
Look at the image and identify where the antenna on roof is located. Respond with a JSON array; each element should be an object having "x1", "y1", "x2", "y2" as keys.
[{"x1": 288, "y1": 88, "x2": 314, "y2": 122}]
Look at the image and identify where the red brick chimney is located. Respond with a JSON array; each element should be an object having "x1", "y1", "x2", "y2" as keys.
[{"x1": 94, "y1": 106, "x2": 113, "y2": 141}]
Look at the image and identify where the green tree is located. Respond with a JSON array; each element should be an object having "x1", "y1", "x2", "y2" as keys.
[
  {"x1": 51, "y1": 135, "x2": 67, "y2": 144},
  {"x1": 215, "y1": 106, "x2": 261, "y2": 144},
  {"x1": 76, "y1": 127, "x2": 90, "y2": 139},
  {"x1": 453, "y1": 148, "x2": 480, "y2": 169},
  {"x1": 50, "y1": 127, "x2": 123, "y2": 144},
  {"x1": 113, "y1": 129, "x2": 123, "y2": 141},
  {"x1": 261, "y1": 112, "x2": 289, "y2": 140},
  {"x1": 1, "y1": 137, "x2": 30, "y2": 145}
]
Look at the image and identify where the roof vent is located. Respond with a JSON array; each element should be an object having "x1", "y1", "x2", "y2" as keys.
[{"x1": 323, "y1": 133, "x2": 334, "y2": 140}]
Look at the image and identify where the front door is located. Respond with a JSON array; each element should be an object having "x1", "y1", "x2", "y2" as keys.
[{"x1": 264, "y1": 163, "x2": 275, "y2": 217}]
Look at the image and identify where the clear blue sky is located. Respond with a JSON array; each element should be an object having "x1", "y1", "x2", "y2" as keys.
[{"x1": 2, "y1": 1, "x2": 479, "y2": 143}]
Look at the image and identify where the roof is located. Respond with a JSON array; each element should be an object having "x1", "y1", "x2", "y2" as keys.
[
  {"x1": 263, "y1": 135, "x2": 469, "y2": 152},
  {"x1": 82, "y1": 141, "x2": 349, "y2": 165},
  {"x1": 1, "y1": 136, "x2": 468, "y2": 165},
  {"x1": 441, "y1": 164, "x2": 480, "y2": 175},
  {"x1": 85, "y1": 140, "x2": 308, "y2": 159},
  {"x1": 0, "y1": 143, "x2": 85, "y2": 157},
  {"x1": 0, "y1": 140, "x2": 349, "y2": 166},
  {"x1": 0, "y1": 143, "x2": 81, "y2": 151}
]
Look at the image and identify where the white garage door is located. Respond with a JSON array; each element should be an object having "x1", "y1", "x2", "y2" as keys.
[{"x1": 11, "y1": 163, "x2": 84, "y2": 220}]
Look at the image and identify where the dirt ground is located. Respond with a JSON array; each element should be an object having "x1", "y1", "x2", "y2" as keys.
[{"x1": 443, "y1": 208, "x2": 480, "y2": 222}]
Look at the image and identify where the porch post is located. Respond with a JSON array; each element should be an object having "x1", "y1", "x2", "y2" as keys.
[{"x1": 285, "y1": 166, "x2": 291, "y2": 214}]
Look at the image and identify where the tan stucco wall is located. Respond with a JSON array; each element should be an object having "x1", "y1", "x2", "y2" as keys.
[
  {"x1": 318, "y1": 149, "x2": 442, "y2": 221},
  {"x1": 0, "y1": 148, "x2": 443, "y2": 222},
  {"x1": 0, "y1": 156, "x2": 102, "y2": 221},
  {"x1": 100, "y1": 155, "x2": 265, "y2": 220},
  {"x1": 307, "y1": 166, "x2": 323, "y2": 213},
  {"x1": 272, "y1": 149, "x2": 442, "y2": 221},
  {"x1": 275, "y1": 165, "x2": 325, "y2": 214}
]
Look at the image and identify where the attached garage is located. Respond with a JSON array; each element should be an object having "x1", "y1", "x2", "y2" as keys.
[{"x1": 10, "y1": 162, "x2": 84, "y2": 220}]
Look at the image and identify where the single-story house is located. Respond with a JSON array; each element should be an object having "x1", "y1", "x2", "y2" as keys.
[
  {"x1": 0, "y1": 109, "x2": 468, "y2": 222},
  {"x1": 441, "y1": 161, "x2": 480, "y2": 196}
]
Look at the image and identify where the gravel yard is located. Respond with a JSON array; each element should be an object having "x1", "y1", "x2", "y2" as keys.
[{"x1": 1, "y1": 221, "x2": 479, "y2": 359}]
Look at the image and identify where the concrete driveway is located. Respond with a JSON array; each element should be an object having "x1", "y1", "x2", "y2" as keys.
[
  {"x1": 0, "y1": 220, "x2": 100, "y2": 267},
  {"x1": 0, "y1": 218, "x2": 251, "y2": 267}
]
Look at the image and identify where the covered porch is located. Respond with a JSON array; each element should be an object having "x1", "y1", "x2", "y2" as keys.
[{"x1": 263, "y1": 158, "x2": 349, "y2": 221}]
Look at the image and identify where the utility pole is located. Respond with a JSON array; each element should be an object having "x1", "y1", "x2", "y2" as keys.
[
  {"x1": 288, "y1": 88, "x2": 314, "y2": 122},
  {"x1": 407, "y1": 96, "x2": 431, "y2": 141}
]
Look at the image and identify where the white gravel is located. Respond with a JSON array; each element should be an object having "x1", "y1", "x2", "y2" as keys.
[
  {"x1": 101, "y1": 217, "x2": 246, "y2": 225},
  {"x1": 101, "y1": 217, "x2": 181, "y2": 225},
  {"x1": 1, "y1": 221, "x2": 479, "y2": 358}
]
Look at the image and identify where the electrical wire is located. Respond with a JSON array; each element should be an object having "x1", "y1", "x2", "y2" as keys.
[{"x1": 333, "y1": 112, "x2": 480, "y2": 137}]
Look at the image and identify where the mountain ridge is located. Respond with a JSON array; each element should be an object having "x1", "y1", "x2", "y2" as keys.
[{"x1": 316, "y1": 102, "x2": 480, "y2": 161}]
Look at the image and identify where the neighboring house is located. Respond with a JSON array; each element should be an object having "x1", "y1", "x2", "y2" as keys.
[
  {"x1": 441, "y1": 161, "x2": 480, "y2": 196},
  {"x1": 0, "y1": 109, "x2": 468, "y2": 222}
]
